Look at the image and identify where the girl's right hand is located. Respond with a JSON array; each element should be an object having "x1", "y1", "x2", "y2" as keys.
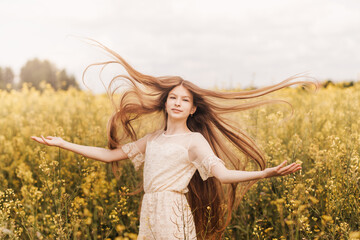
[
  {"x1": 31, "y1": 136, "x2": 65, "y2": 147},
  {"x1": 31, "y1": 135, "x2": 128, "y2": 163}
]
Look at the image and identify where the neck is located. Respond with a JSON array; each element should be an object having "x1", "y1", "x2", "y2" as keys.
[{"x1": 165, "y1": 117, "x2": 190, "y2": 134}]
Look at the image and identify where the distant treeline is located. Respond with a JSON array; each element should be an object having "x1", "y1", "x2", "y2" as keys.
[
  {"x1": 0, "y1": 58, "x2": 79, "y2": 91},
  {"x1": 321, "y1": 79, "x2": 356, "y2": 88},
  {"x1": 0, "y1": 60, "x2": 357, "y2": 91}
]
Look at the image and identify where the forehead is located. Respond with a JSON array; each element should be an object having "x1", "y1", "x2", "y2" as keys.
[{"x1": 169, "y1": 85, "x2": 192, "y2": 98}]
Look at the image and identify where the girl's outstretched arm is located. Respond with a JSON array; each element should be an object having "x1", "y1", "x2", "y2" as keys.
[
  {"x1": 211, "y1": 160, "x2": 301, "y2": 184},
  {"x1": 31, "y1": 135, "x2": 127, "y2": 163}
]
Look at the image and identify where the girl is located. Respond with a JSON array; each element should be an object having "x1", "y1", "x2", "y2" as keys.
[{"x1": 31, "y1": 40, "x2": 318, "y2": 239}]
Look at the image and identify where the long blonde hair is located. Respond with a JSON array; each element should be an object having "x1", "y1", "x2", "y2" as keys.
[{"x1": 82, "y1": 39, "x2": 319, "y2": 239}]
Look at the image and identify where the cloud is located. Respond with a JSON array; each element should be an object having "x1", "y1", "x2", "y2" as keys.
[{"x1": 0, "y1": 0, "x2": 359, "y2": 92}]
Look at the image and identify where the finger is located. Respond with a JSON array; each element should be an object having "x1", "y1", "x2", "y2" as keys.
[
  {"x1": 283, "y1": 167, "x2": 301, "y2": 176},
  {"x1": 279, "y1": 162, "x2": 296, "y2": 172},
  {"x1": 282, "y1": 164, "x2": 302, "y2": 175},
  {"x1": 292, "y1": 165, "x2": 302, "y2": 173},
  {"x1": 289, "y1": 163, "x2": 301, "y2": 172},
  {"x1": 278, "y1": 163, "x2": 296, "y2": 175},
  {"x1": 278, "y1": 160, "x2": 288, "y2": 168},
  {"x1": 40, "y1": 135, "x2": 50, "y2": 146},
  {"x1": 284, "y1": 164, "x2": 299, "y2": 173},
  {"x1": 31, "y1": 136, "x2": 43, "y2": 143},
  {"x1": 287, "y1": 163, "x2": 299, "y2": 171}
]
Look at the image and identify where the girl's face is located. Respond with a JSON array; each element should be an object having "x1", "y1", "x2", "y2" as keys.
[{"x1": 165, "y1": 85, "x2": 197, "y2": 120}]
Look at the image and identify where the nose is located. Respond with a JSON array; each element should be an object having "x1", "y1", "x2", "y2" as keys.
[{"x1": 175, "y1": 98, "x2": 181, "y2": 106}]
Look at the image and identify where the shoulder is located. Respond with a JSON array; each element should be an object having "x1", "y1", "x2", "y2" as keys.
[
  {"x1": 134, "y1": 129, "x2": 162, "y2": 143},
  {"x1": 146, "y1": 129, "x2": 163, "y2": 141},
  {"x1": 188, "y1": 131, "x2": 215, "y2": 159},
  {"x1": 129, "y1": 129, "x2": 163, "y2": 151},
  {"x1": 191, "y1": 131, "x2": 207, "y2": 140},
  {"x1": 189, "y1": 132, "x2": 211, "y2": 148}
]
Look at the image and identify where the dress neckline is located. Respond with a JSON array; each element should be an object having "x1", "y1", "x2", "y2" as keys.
[{"x1": 162, "y1": 130, "x2": 194, "y2": 137}]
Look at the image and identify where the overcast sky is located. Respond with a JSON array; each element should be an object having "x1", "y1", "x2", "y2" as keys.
[{"x1": 1, "y1": 0, "x2": 359, "y2": 92}]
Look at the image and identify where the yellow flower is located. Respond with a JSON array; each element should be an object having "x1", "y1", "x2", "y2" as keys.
[
  {"x1": 309, "y1": 196, "x2": 319, "y2": 204},
  {"x1": 349, "y1": 231, "x2": 360, "y2": 239},
  {"x1": 85, "y1": 217, "x2": 92, "y2": 225},
  {"x1": 285, "y1": 220, "x2": 294, "y2": 225},
  {"x1": 116, "y1": 224, "x2": 125, "y2": 233}
]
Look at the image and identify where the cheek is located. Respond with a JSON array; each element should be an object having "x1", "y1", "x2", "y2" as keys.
[
  {"x1": 165, "y1": 100, "x2": 171, "y2": 107},
  {"x1": 185, "y1": 103, "x2": 193, "y2": 111}
]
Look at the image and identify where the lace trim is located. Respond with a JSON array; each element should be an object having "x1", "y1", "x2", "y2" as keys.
[
  {"x1": 121, "y1": 142, "x2": 144, "y2": 171},
  {"x1": 192, "y1": 155, "x2": 225, "y2": 181}
]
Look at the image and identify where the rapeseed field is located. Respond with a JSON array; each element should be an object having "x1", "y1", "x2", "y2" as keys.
[{"x1": 0, "y1": 82, "x2": 359, "y2": 239}]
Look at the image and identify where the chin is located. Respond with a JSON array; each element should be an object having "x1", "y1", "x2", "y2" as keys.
[{"x1": 168, "y1": 114, "x2": 188, "y2": 120}]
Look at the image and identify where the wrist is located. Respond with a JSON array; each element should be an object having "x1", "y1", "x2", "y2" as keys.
[
  {"x1": 58, "y1": 139, "x2": 66, "y2": 148},
  {"x1": 262, "y1": 169, "x2": 269, "y2": 179}
]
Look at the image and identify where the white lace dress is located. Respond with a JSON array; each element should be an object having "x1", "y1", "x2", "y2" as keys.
[
  {"x1": 121, "y1": 129, "x2": 225, "y2": 240},
  {"x1": 122, "y1": 130, "x2": 224, "y2": 239}
]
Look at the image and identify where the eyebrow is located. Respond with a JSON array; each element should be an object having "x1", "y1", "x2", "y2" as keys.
[{"x1": 169, "y1": 93, "x2": 191, "y2": 98}]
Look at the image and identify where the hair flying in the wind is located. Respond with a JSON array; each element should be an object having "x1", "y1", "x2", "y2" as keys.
[{"x1": 82, "y1": 38, "x2": 319, "y2": 239}]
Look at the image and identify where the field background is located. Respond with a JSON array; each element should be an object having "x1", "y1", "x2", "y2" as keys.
[{"x1": 0, "y1": 82, "x2": 359, "y2": 240}]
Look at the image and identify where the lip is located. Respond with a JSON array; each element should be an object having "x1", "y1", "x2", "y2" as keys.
[{"x1": 171, "y1": 109, "x2": 182, "y2": 113}]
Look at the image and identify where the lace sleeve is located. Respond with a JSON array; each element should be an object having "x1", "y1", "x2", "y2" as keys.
[
  {"x1": 189, "y1": 133, "x2": 226, "y2": 181},
  {"x1": 121, "y1": 142, "x2": 145, "y2": 171},
  {"x1": 192, "y1": 155, "x2": 225, "y2": 181}
]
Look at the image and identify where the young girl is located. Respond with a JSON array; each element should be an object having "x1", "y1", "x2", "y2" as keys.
[{"x1": 31, "y1": 41, "x2": 318, "y2": 239}]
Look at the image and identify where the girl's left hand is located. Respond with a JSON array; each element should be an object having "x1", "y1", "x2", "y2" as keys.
[{"x1": 263, "y1": 160, "x2": 302, "y2": 178}]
